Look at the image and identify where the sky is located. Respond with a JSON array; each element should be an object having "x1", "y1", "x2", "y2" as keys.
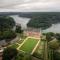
[{"x1": 0, "y1": 0, "x2": 60, "y2": 12}]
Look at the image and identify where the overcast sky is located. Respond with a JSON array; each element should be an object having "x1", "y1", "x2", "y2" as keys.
[{"x1": 0, "y1": 0, "x2": 60, "y2": 12}]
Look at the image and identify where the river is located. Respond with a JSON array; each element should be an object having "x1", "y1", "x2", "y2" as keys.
[
  {"x1": 43, "y1": 24, "x2": 60, "y2": 33},
  {"x1": 11, "y1": 15, "x2": 60, "y2": 33},
  {"x1": 10, "y1": 15, "x2": 31, "y2": 29}
]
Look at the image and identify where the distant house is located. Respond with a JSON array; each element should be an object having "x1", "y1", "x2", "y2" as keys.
[{"x1": 24, "y1": 27, "x2": 42, "y2": 38}]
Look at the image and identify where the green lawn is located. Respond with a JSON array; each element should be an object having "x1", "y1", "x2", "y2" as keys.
[{"x1": 19, "y1": 38, "x2": 38, "y2": 53}]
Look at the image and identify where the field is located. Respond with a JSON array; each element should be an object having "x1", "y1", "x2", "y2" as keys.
[
  {"x1": 9, "y1": 37, "x2": 40, "y2": 54},
  {"x1": 19, "y1": 38, "x2": 39, "y2": 53}
]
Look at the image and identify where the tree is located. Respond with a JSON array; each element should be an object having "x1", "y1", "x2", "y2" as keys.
[
  {"x1": 0, "y1": 16, "x2": 16, "y2": 41},
  {"x1": 46, "y1": 32, "x2": 55, "y2": 42},
  {"x1": 4, "y1": 30, "x2": 16, "y2": 41},
  {"x1": 16, "y1": 25, "x2": 23, "y2": 34},
  {"x1": 53, "y1": 51, "x2": 60, "y2": 60},
  {"x1": 27, "y1": 17, "x2": 52, "y2": 30},
  {"x1": 0, "y1": 30, "x2": 16, "y2": 41},
  {"x1": 0, "y1": 16, "x2": 15, "y2": 31},
  {"x1": 48, "y1": 39, "x2": 60, "y2": 49},
  {"x1": 2, "y1": 47, "x2": 18, "y2": 60},
  {"x1": 15, "y1": 52, "x2": 32, "y2": 60},
  {"x1": 55, "y1": 33, "x2": 60, "y2": 41}
]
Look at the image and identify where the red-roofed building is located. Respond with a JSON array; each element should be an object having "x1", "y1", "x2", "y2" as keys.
[{"x1": 24, "y1": 28, "x2": 42, "y2": 38}]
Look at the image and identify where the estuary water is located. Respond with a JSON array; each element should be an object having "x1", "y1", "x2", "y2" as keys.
[
  {"x1": 11, "y1": 15, "x2": 60, "y2": 33},
  {"x1": 11, "y1": 15, "x2": 31, "y2": 29}
]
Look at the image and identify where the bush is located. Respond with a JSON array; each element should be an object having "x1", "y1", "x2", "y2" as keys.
[{"x1": 2, "y1": 47, "x2": 18, "y2": 60}]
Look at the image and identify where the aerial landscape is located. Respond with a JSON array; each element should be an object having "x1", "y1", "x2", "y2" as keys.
[{"x1": 0, "y1": 0, "x2": 60, "y2": 60}]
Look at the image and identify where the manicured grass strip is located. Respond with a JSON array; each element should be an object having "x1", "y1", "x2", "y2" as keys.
[
  {"x1": 31, "y1": 40, "x2": 40, "y2": 55},
  {"x1": 10, "y1": 43, "x2": 19, "y2": 48},
  {"x1": 19, "y1": 38, "x2": 38, "y2": 53}
]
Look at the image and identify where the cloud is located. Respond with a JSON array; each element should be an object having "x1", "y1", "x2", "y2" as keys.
[{"x1": 0, "y1": 0, "x2": 60, "y2": 12}]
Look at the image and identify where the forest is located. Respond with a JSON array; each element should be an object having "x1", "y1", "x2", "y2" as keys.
[
  {"x1": 0, "y1": 16, "x2": 16, "y2": 41},
  {"x1": 26, "y1": 12, "x2": 60, "y2": 30}
]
